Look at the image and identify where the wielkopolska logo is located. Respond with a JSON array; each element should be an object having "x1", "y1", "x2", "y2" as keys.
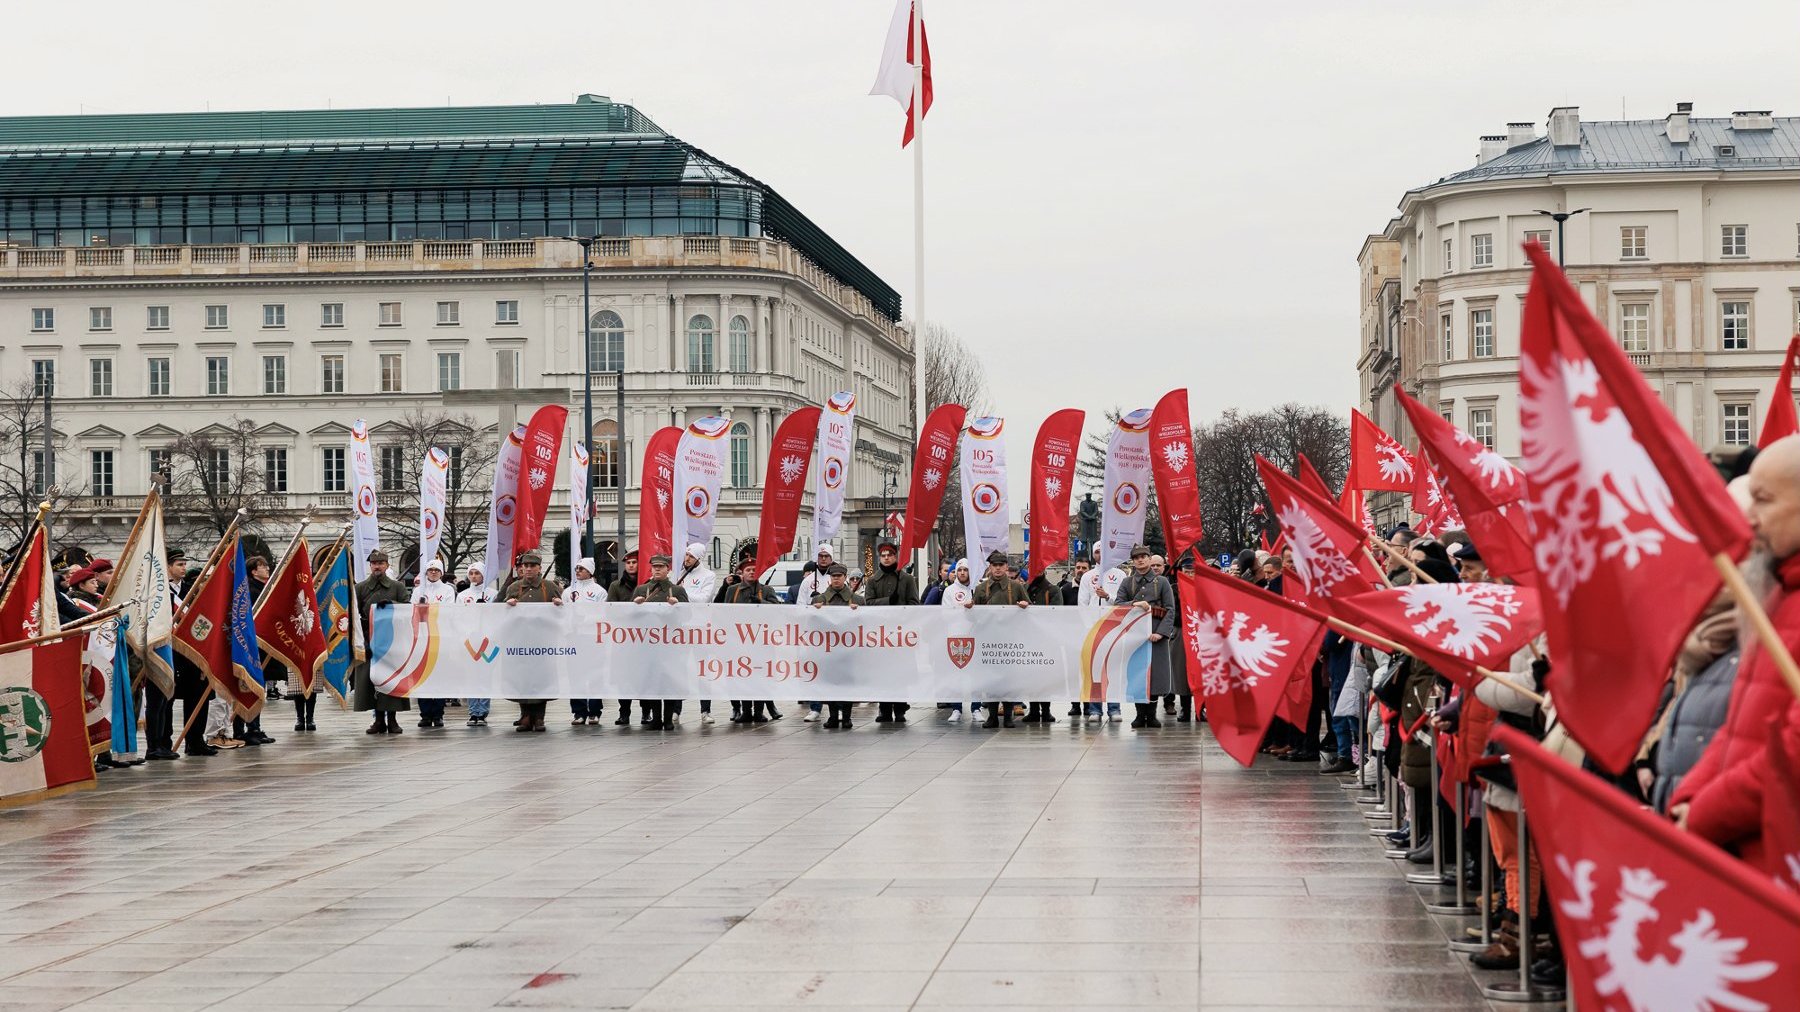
[
  {"x1": 1119, "y1": 407, "x2": 1153, "y2": 432},
  {"x1": 822, "y1": 456, "x2": 845, "y2": 490},
  {"x1": 356, "y1": 485, "x2": 377, "y2": 518},
  {"x1": 685, "y1": 486, "x2": 713, "y2": 518},
  {"x1": 946, "y1": 637, "x2": 975, "y2": 669},
  {"x1": 495, "y1": 494, "x2": 518, "y2": 526},
  {"x1": 1112, "y1": 481, "x2": 1142, "y2": 515},
  {"x1": 826, "y1": 391, "x2": 857, "y2": 414},
  {"x1": 463, "y1": 638, "x2": 499, "y2": 663},
  {"x1": 970, "y1": 482, "x2": 1003, "y2": 515}
]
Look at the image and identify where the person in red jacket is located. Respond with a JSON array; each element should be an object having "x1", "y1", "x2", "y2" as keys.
[{"x1": 1671, "y1": 435, "x2": 1800, "y2": 874}]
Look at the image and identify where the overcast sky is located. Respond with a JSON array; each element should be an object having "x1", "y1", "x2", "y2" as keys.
[{"x1": 7, "y1": 0, "x2": 1796, "y2": 506}]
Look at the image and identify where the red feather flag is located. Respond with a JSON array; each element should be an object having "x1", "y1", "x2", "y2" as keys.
[
  {"x1": 1495, "y1": 726, "x2": 1800, "y2": 1009},
  {"x1": 1148, "y1": 389, "x2": 1202, "y2": 558},
  {"x1": 900, "y1": 404, "x2": 967, "y2": 560},
  {"x1": 513, "y1": 404, "x2": 568, "y2": 553},
  {"x1": 1518, "y1": 241, "x2": 1752, "y2": 772},
  {"x1": 1334, "y1": 583, "x2": 1543, "y2": 689},
  {"x1": 634, "y1": 426, "x2": 683, "y2": 586},
  {"x1": 1029, "y1": 409, "x2": 1085, "y2": 580},
  {"x1": 1255, "y1": 455, "x2": 1384, "y2": 614},
  {"x1": 1397, "y1": 388, "x2": 1535, "y2": 583},
  {"x1": 1349, "y1": 408, "x2": 1416, "y2": 492},
  {"x1": 754, "y1": 407, "x2": 822, "y2": 579},
  {"x1": 1178, "y1": 565, "x2": 1327, "y2": 767},
  {"x1": 1759, "y1": 334, "x2": 1800, "y2": 448}
]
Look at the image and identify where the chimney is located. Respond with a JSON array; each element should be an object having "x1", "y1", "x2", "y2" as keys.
[
  {"x1": 1731, "y1": 110, "x2": 1774, "y2": 131},
  {"x1": 1665, "y1": 102, "x2": 1691, "y2": 144},
  {"x1": 1506, "y1": 121, "x2": 1536, "y2": 148},
  {"x1": 1477, "y1": 135, "x2": 1508, "y2": 164},
  {"x1": 1547, "y1": 107, "x2": 1580, "y2": 147}
]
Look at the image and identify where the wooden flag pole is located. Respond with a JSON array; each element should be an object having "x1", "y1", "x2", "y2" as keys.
[
  {"x1": 1361, "y1": 547, "x2": 1396, "y2": 588},
  {"x1": 170, "y1": 508, "x2": 249, "y2": 748},
  {"x1": 174, "y1": 684, "x2": 213, "y2": 750},
  {"x1": 1373, "y1": 538, "x2": 1438, "y2": 585},
  {"x1": 1323, "y1": 615, "x2": 1546, "y2": 706},
  {"x1": 0, "y1": 601, "x2": 128, "y2": 656},
  {"x1": 1712, "y1": 552, "x2": 1800, "y2": 701}
]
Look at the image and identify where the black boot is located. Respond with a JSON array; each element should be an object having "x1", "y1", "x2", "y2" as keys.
[
  {"x1": 982, "y1": 709, "x2": 1000, "y2": 729},
  {"x1": 1001, "y1": 704, "x2": 1015, "y2": 729},
  {"x1": 875, "y1": 703, "x2": 893, "y2": 723}
]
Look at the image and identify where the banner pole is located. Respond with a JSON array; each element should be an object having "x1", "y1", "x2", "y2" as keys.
[
  {"x1": 1712, "y1": 551, "x2": 1800, "y2": 701},
  {"x1": 909, "y1": 0, "x2": 930, "y2": 590}
]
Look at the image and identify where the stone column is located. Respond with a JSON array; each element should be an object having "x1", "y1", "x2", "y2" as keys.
[
  {"x1": 756, "y1": 296, "x2": 771, "y2": 373},
  {"x1": 671, "y1": 294, "x2": 685, "y2": 372},
  {"x1": 754, "y1": 406, "x2": 770, "y2": 482}
]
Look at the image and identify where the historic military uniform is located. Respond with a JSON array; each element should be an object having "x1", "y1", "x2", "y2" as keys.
[
  {"x1": 862, "y1": 542, "x2": 919, "y2": 724},
  {"x1": 634, "y1": 554, "x2": 687, "y2": 729},
  {"x1": 353, "y1": 550, "x2": 412, "y2": 733},
  {"x1": 1022, "y1": 572, "x2": 1062, "y2": 724},
  {"x1": 719, "y1": 564, "x2": 782, "y2": 722},
  {"x1": 1116, "y1": 545, "x2": 1177, "y2": 728},
  {"x1": 812, "y1": 564, "x2": 864, "y2": 729},
  {"x1": 607, "y1": 552, "x2": 641, "y2": 725},
  {"x1": 972, "y1": 551, "x2": 1029, "y2": 729},
  {"x1": 502, "y1": 551, "x2": 563, "y2": 732}
]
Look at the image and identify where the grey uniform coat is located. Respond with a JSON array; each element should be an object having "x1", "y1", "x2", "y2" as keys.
[
  {"x1": 1117, "y1": 569, "x2": 1178, "y2": 696},
  {"x1": 352, "y1": 573, "x2": 412, "y2": 712}
]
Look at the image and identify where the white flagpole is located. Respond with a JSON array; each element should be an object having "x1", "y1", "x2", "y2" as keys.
[{"x1": 910, "y1": 0, "x2": 929, "y2": 586}]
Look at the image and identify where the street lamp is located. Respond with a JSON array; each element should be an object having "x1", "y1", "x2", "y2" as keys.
[
  {"x1": 561, "y1": 236, "x2": 599, "y2": 570},
  {"x1": 880, "y1": 466, "x2": 899, "y2": 538},
  {"x1": 1533, "y1": 207, "x2": 1590, "y2": 268}
]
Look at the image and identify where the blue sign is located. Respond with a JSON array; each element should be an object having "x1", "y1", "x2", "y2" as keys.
[{"x1": 1217, "y1": 552, "x2": 1232, "y2": 567}]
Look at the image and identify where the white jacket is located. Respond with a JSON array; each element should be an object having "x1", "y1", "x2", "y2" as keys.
[
  {"x1": 564, "y1": 578, "x2": 606, "y2": 603},
  {"x1": 941, "y1": 580, "x2": 973, "y2": 607},
  {"x1": 457, "y1": 583, "x2": 496, "y2": 603},
  {"x1": 679, "y1": 565, "x2": 716, "y2": 604},
  {"x1": 412, "y1": 580, "x2": 456, "y2": 604},
  {"x1": 793, "y1": 570, "x2": 826, "y2": 607}
]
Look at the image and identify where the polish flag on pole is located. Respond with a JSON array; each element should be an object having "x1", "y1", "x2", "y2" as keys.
[
  {"x1": 1759, "y1": 334, "x2": 1800, "y2": 448},
  {"x1": 871, "y1": 0, "x2": 932, "y2": 147},
  {"x1": 1349, "y1": 409, "x2": 1416, "y2": 493}
]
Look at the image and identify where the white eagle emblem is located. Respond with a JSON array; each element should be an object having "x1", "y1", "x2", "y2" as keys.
[
  {"x1": 1521, "y1": 352, "x2": 1696, "y2": 608},
  {"x1": 21, "y1": 601, "x2": 41, "y2": 641},
  {"x1": 778, "y1": 454, "x2": 805, "y2": 484},
  {"x1": 922, "y1": 467, "x2": 943, "y2": 492},
  {"x1": 526, "y1": 466, "x2": 549, "y2": 491},
  {"x1": 1555, "y1": 858, "x2": 1777, "y2": 1012},
  {"x1": 1278, "y1": 501, "x2": 1361, "y2": 597},
  {"x1": 1455, "y1": 427, "x2": 1522, "y2": 489},
  {"x1": 655, "y1": 488, "x2": 671, "y2": 510},
  {"x1": 1188, "y1": 607, "x2": 1290, "y2": 695},
  {"x1": 1042, "y1": 475, "x2": 1064, "y2": 503},
  {"x1": 1398, "y1": 583, "x2": 1521, "y2": 660},
  {"x1": 1161, "y1": 440, "x2": 1191, "y2": 473},
  {"x1": 291, "y1": 593, "x2": 314, "y2": 637},
  {"x1": 1376, "y1": 442, "x2": 1414, "y2": 483}
]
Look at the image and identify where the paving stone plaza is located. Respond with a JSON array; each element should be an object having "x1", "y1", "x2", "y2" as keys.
[{"x1": 0, "y1": 705, "x2": 1522, "y2": 1010}]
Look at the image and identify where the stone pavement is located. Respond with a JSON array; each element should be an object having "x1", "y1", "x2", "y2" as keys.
[{"x1": 0, "y1": 703, "x2": 1533, "y2": 1009}]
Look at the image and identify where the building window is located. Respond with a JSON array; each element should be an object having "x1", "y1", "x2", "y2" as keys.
[
  {"x1": 1443, "y1": 238, "x2": 1453, "y2": 273},
  {"x1": 89, "y1": 450, "x2": 114, "y2": 497},
  {"x1": 729, "y1": 315, "x2": 751, "y2": 372},
  {"x1": 379, "y1": 446, "x2": 406, "y2": 492},
  {"x1": 261, "y1": 304, "x2": 285, "y2": 329},
  {"x1": 263, "y1": 355, "x2": 287, "y2": 394},
  {"x1": 436, "y1": 301, "x2": 460, "y2": 326},
  {"x1": 378, "y1": 302, "x2": 402, "y2": 326},
  {"x1": 147, "y1": 357, "x2": 170, "y2": 397},
  {"x1": 205, "y1": 304, "x2": 228, "y2": 329},
  {"x1": 589, "y1": 311, "x2": 624, "y2": 372},
  {"x1": 447, "y1": 446, "x2": 464, "y2": 491},
  {"x1": 687, "y1": 314, "x2": 716, "y2": 373},
  {"x1": 320, "y1": 354, "x2": 345, "y2": 394},
  {"x1": 1722, "y1": 225, "x2": 1748, "y2": 258},
  {"x1": 146, "y1": 305, "x2": 169, "y2": 330},
  {"x1": 31, "y1": 308, "x2": 53, "y2": 332},
  {"x1": 1440, "y1": 312, "x2": 1452, "y2": 361},
  {"x1": 321, "y1": 446, "x2": 347, "y2": 493},
  {"x1": 1470, "y1": 308, "x2": 1495, "y2": 358},
  {"x1": 379, "y1": 353, "x2": 403, "y2": 392},
  {"x1": 1620, "y1": 226, "x2": 1647, "y2": 260},
  {"x1": 1438, "y1": 402, "x2": 1454, "y2": 425},
  {"x1": 31, "y1": 360, "x2": 54, "y2": 397},
  {"x1": 729, "y1": 422, "x2": 751, "y2": 487},
  {"x1": 321, "y1": 303, "x2": 344, "y2": 328},
  {"x1": 1525, "y1": 229, "x2": 1552, "y2": 252},
  {"x1": 148, "y1": 449, "x2": 172, "y2": 493},
  {"x1": 204, "y1": 448, "x2": 231, "y2": 491},
  {"x1": 89, "y1": 358, "x2": 113, "y2": 397},
  {"x1": 1722, "y1": 402, "x2": 1752, "y2": 446},
  {"x1": 593, "y1": 419, "x2": 620, "y2": 489},
  {"x1": 263, "y1": 448, "x2": 288, "y2": 493},
  {"x1": 497, "y1": 348, "x2": 521, "y2": 389},
  {"x1": 30, "y1": 451, "x2": 48, "y2": 495},
  {"x1": 437, "y1": 352, "x2": 461, "y2": 391},
  {"x1": 205, "y1": 356, "x2": 230, "y2": 395},
  {"x1": 496, "y1": 300, "x2": 519, "y2": 325},
  {"x1": 1469, "y1": 408, "x2": 1496, "y2": 450},
  {"x1": 1619, "y1": 303, "x2": 1651, "y2": 353},
  {"x1": 1471, "y1": 233, "x2": 1493, "y2": 268},
  {"x1": 1721, "y1": 300, "x2": 1750, "y2": 350},
  {"x1": 89, "y1": 306, "x2": 112, "y2": 332}
]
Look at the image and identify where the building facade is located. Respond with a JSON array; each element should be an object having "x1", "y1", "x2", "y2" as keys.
[
  {"x1": 1359, "y1": 103, "x2": 1800, "y2": 497},
  {"x1": 0, "y1": 97, "x2": 914, "y2": 576}
]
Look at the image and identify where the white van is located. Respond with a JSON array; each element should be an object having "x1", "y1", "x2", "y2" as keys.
[{"x1": 760, "y1": 561, "x2": 810, "y2": 602}]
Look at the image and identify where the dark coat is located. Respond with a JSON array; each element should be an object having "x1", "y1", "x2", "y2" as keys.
[
  {"x1": 606, "y1": 575, "x2": 636, "y2": 602},
  {"x1": 635, "y1": 578, "x2": 685, "y2": 604},
  {"x1": 1118, "y1": 569, "x2": 1177, "y2": 694},
  {"x1": 720, "y1": 580, "x2": 779, "y2": 605},
  {"x1": 1398, "y1": 658, "x2": 1446, "y2": 791},
  {"x1": 812, "y1": 585, "x2": 862, "y2": 607},
  {"x1": 862, "y1": 565, "x2": 919, "y2": 607},
  {"x1": 1653, "y1": 648, "x2": 1741, "y2": 813},
  {"x1": 972, "y1": 576, "x2": 1028, "y2": 606}
]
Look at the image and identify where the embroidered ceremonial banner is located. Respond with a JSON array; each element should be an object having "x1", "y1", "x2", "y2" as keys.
[
  {"x1": 636, "y1": 426, "x2": 683, "y2": 586},
  {"x1": 1149, "y1": 389, "x2": 1202, "y2": 557},
  {"x1": 370, "y1": 601, "x2": 1151, "y2": 702},
  {"x1": 756, "y1": 407, "x2": 823, "y2": 578},
  {"x1": 314, "y1": 544, "x2": 357, "y2": 702},
  {"x1": 0, "y1": 635, "x2": 96, "y2": 807},
  {"x1": 813, "y1": 392, "x2": 857, "y2": 546},
  {"x1": 1029, "y1": 408, "x2": 1084, "y2": 580},
  {"x1": 255, "y1": 537, "x2": 327, "y2": 697},
  {"x1": 901, "y1": 403, "x2": 966, "y2": 560},
  {"x1": 0, "y1": 525, "x2": 58, "y2": 643},
  {"x1": 959, "y1": 416, "x2": 1010, "y2": 573},
  {"x1": 514, "y1": 405, "x2": 568, "y2": 553},
  {"x1": 349, "y1": 419, "x2": 379, "y2": 580},
  {"x1": 670, "y1": 417, "x2": 730, "y2": 562},
  {"x1": 99, "y1": 492, "x2": 174, "y2": 696},
  {"x1": 483, "y1": 424, "x2": 527, "y2": 579},
  {"x1": 1100, "y1": 408, "x2": 1153, "y2": 574}
]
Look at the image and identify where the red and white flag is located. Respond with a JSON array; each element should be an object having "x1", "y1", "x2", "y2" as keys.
[
  {"x1": 1295, "y1": 453, "x2": 1335, "y2": 501},
  {"x1": 483, "y1": 424, "x2": 526, "y2": 579},
  {"x1": 813, "y1": 392, "x2": 857, "y2": 546},
  {"x1": 900, "y1": 403, "x2": 965, "y2": 561},
  {"x1": 1759, "y1": 334, "x2": 1800, "y2": 448},
  {"x1": 635, "y1": 426, "x2": 683, "y2": 586},
  {"x1": 254, "y1": 537, "x2": 327, "y2": 698},
  {"x1": 1518, "y1": 241, "x2": 1752, "y2": 772},
  {"x1": 1149, "y1": 389, "x2": 1202, "y2": 558},
  {"x1": 1409, "y1": 459, "x2": 1463, "y2": 537},
  {"x1": 1339, "y1": 484, "x2": 1377, "y2": 536},
  {"x1": 755, "y1": 407, "x2": 821, "y2": 579},
  {"x1": 0, "y1": 635, "x2": 96, "y2": 805},
  {"x1": 0, "y1": 524, "x2": 58, "y2": 643},
  {"x1": 1495, "y1": 726, "x2": 1800, "y2": 1009},
  {"x1": 1178, "y1": 564, "x2": 1326, "y2": 767},
  {"x1": 1029, "y1": 409, "x2": 1084, "y2": 580},
  {"x1": 1255, "y1": 455, "x2": 1384, "y2": 612},
  {"x1": 870, "y1": 0, "x2": 932, "y2": 147},
  {"x1": 418, "y1": 446, "x2": 450, "y2": 573},
  {"x1": 1334, "y1": 583, "x2": 1542, "y2": 688},
  {"x1": 513, "y1": 405, "x2": 568, "y2": 554},
  {"x1": 1350, "y1": 409, "x2": 1416, "y2": 493},
  {"x1": 1396, "y1": 389, "x2": 1535, "y2": 584}
]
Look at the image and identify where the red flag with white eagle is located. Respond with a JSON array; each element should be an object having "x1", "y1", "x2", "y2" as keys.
[
  {"x1": 1029, "y1": 409, "x2": 1084, "y2": 580},
  {"x1": 755, "y1": 407, "x2": 822, "y2": 580},
  {"x1": 1350, "y1": 409, "x2": 1416, "y2": 492},
  {"x1": 901, "y1": 403, "x2": 966, "y2": 560},
  {"x1": 870, "y1": 0, "x2": 932, "y2": 147},
  {"x1": 254, "y1": 536, "x2": 327, "y2": 697},
  {"x1": 1518, "y1": 241, "x2": 1751, "y2": 772},
  {"x1": 1333, "y1": 583, "x2": 1543, "y2": 689},
  {"x1": 1410, "y1": 458, "x2": 1463, "y2": 537},
  {"x1": 1494, "y1": 726, "x2": 1800, "y2": 1010},
  {"x1": 1178, "y1": 564, "x2": 1326, "y2": 767},
  {"x1": 512, "y1": 405, "x2": 568, "y2": 554},
  {"x1": 1759, "y1": 334, "x2": 1800, "y2": 448},
  {"x1": 1148, "y1": 389, "x2": 1202, "y2": 558},
  {"x1": 1295, "y1": 453, "x2": 1335, "y2": 501},
  {"x1": 1396, "y1": 388, "x2": 1536, "y2": 584},
  {"x1": 0, "y1": 524, "x2": 57, "y2": 643},
  {"x1": 635, "y1": 426, "x2": 683, "y2": 586},
  {"x1": 1255, "y1": 455, "x2": 1384, "y2": 613}
]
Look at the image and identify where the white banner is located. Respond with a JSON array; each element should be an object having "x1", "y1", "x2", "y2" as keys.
[
  {"x1": 670, "y1": 417, "x2": 730, "y2": 559},
  {"x1": 349, "y1": 419, "x2": 379, "y2": 581},
  {"x1": 812, "y1": 391, "x2": 856, "y2": 545},
  {"x1": 1100, "y1": 407, "x2": 1152, "y2": 574},
  {"x1": 484, "y1": 424, "x2": 527, "y2": 580},
  {"x1": 569, "y1": 439, "x2": 590, "y2": 579},
  {"x1": 101, "y1": 491, "x2": 173, "y2": 689},
  {"x1": 370, "y1": 602, "x2": 1153, "y2": 702},
  {"x1": 959, "y1": 416, "x2": 1009, "y2": 573},
  {"x1": 418, "y1": 446, "x2": 449, "y2": 574}
]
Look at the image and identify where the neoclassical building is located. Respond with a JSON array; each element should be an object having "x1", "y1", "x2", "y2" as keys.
[
  {"x1": 1358, "y1": 103, "x2": 1800, "y2": 525},
  {"x1": 0, "y1": 97, "x2": 914, "y2": 574}
]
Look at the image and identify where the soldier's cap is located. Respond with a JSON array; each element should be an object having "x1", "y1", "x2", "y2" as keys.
[
  {"x1": 649, "y1": 553, "x2": 672, "y2": 566},
  {"x1": 516, "y1": 551, "x2": 542, "y2": 566},
  {"x1": 68, "y1": 564, "x2": 102, "y2": 585},
  {"x1": 877, "y1": 540, "x2": 897, "y2": 553},
  {"x1": 165, "y1": 548, "x2": 187, "y2": 564},
  {"x1": 986, "y1": 550, "x2": 1010, "y2": 565},
  {"x1": 738, "y1": 556, "x2": 758, "y2": 570},
  {"x1": 1129, "y1": 544, "x2": 1151, "y2": 558},
  {"x1": 622, "y1": 549, "x2": 639, "y2": 562},
  {"x1": 91, "y1": 558, "x2": 114, "y2": 575},
  {"x1": 826, "y1": 563, "x2": 848, "y2": 576},
  {"x1": 367, "y1": 549, "x2": 389, "y2": 564}
]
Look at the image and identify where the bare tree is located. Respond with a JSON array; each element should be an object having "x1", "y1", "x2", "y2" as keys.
[
  {"x1": 164, "y1": 419, "x2": 264, "y2": 538},
  {"x1": 920, "y1": 323, "x2": 991, "y2": 563},
  {"x1": 0, "y1": 379, "x2": 56, "y2": 547},
  {"x1": 374, "y1": 410, "x2": 498, "y2": 578},
  {"x1": 1192, "y1": 403, "x2": 1350, "y2": 556}
]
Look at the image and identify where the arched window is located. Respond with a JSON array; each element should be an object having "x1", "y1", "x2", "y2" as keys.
[
  {"x1": 729, "y1": 421, "x2": 751, "y2": 487},
  {"x1": 728, "y1": 315, "x2": 750, "y2": 373},
  {"x1": 588, "y1": 311, "x2": 625, "y2": 373},
  {"x1": 686, "y1": 314, "x2": 715, "y2": 373},
  {"x1": 592, "y1": 419, "x2": 621, "y2": 489}
]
